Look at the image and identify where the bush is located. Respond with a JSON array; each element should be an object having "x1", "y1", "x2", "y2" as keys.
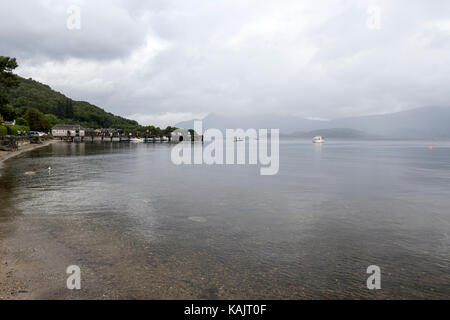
[
  {"x1": 0, "y1": 125, "x2": 7, "y2": 136},
  {"x1": 16, "y1": 117, "x2": 28, "y2": 126},
  {"x1": 6, "y1": 125, "x2": 29, "y2": 136}
]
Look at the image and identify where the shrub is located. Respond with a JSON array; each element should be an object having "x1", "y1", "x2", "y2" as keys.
[
  {"x1": 0, "y1": 125, "x2": 7, "y2": 136},
  {"x1": 16, "y1": 117, "x2": 28, "y2": 126},
  {"x1": 6, "y1": 125, "x2": 29, "y2": 136}
]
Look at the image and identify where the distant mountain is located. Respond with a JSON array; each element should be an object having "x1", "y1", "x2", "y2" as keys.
[
  {"x1": 328, "y1": 106, "x2": 450, "y2": 139},
  {"x1": 176, "y1": 113, "x2": 322, "y2": 133},
  {"x1": 284, "y1": 128, "x2": 377, "y2": 139},
  {"x1": 176, "y1": 107, "x2": 450, "y2": 139}
]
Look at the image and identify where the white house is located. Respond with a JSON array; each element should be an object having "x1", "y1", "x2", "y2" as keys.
[{"x1": 52, "y1": 124, "x2": 85, "y2": 137}]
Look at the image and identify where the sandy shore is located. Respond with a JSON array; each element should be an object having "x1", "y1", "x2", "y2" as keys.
[{"x1": 0, "y1": 139, "x2": 58, "y2": 164}]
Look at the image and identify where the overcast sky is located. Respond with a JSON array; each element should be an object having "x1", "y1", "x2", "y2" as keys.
[{"x1": 1, "y1": 0, "x2": 450, "y2": 127}]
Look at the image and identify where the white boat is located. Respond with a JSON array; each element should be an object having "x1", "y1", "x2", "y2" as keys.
[
  {"x1": 130, "y1": 138, "x2": 143, "y2": 143},
  {"x1": 312, "y1": 136, "x2": 325, "y2": 143}
]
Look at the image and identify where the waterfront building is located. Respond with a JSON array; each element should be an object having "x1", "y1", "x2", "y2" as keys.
[{"x1": 51, "y1": 124, "x2": 85, "y2": 138}]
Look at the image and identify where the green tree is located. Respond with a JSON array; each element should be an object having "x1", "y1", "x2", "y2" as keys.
[
  {"x1": 65, "y1": 99, "x2": 74, "y2": 119},
  {"x1": 56, "y1": 98, "x2": 74, "y2": 119},
  {"x1": 0, "y1": 104, "x2": 17, "y2": 121},
  {"x1": 0, "y1": 56, "x2": 20, "y2": 107},
  {"x1": 14, "y1": 106, "x2": 28, "y2": 117},
  {"x1": 15, "y1": 117, "x2": 27, "y2": 126},
  {"x1": 56, "y1": 99, "x2": 65, "y2": 118},
  {"x1": 163, "y1": 126, "x2": 177, "y2": 137},
  {"x1": 44, "y1": 114, "x2": 62, "y2": 128},
  {"x1": 24, "y1": 108, "x2": 50, "y2": 131}
]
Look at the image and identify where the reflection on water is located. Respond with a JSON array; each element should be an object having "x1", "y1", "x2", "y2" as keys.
[{"x1": 0, "y1": 140, "x2": 449, "y2": 299}]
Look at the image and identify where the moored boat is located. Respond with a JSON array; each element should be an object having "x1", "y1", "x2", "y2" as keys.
[{"x1": 312, "y1": 136, "x2": 325, "y2": 143}]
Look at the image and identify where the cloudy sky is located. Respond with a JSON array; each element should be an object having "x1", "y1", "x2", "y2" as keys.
[{"x1": 1, "y1": 0, "x2": 450, "y2": 127}]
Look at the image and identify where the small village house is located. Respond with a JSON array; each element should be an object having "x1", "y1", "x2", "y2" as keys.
[
  {"x1": 100, "y1": 128, "x2": 123, "y2": 137},
  {"x1": 52, "y1": 124, "x2": 85, "y2": 138}
]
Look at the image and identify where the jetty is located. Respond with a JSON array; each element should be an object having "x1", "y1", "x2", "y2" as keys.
[
  {"x1": 51, "y1": 124, "x2": 174, "y2": 143},
  {"x1": 51, "y1": 124, "x2": 203, "y2": 143}
]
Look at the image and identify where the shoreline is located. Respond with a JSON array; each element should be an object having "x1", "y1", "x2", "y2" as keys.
[{"x1": 0, "y1": 139, "x2": 58, "y2": 165}]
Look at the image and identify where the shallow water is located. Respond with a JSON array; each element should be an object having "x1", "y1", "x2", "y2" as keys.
[{"x1": 0, "y1": 140, "x2": 449, "y2": 299}]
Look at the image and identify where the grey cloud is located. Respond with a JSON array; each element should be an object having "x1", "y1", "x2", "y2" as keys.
[
  {"x1": 0, "y1": 0, "x2": 149, "y2": 62},
  {"x1": 1, "y1": 0, "x2": 450, "y2": 126}
]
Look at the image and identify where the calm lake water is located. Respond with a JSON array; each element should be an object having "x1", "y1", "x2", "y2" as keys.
[{"x1": 1, "y1": 139, "x2": 449, "y2": 299}]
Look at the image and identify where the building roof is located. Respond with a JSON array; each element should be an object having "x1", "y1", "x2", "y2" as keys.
[{"x1": 52, "y1": 124, "x2": 84, "y2": 130}]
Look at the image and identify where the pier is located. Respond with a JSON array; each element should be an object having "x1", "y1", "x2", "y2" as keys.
[
  {"x1": 51, "y1": 124, "x2": 204, "y2": 144},
  {"x1": 58, "y1": 135, "x2": 176, "y2": 143}
]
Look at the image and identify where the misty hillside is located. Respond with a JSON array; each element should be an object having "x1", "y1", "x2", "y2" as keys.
[
  {"x1": 176, "y1": 107, "x2": 450, "y2": 139},
  {"x1": 283, "y1": 128, "x2": 377, "y2": 139},
  {"x1": 176, "y1": 113, "x2": 322, "y2": 134},
  {"x1": 328, "y1": 107, "x2": 450, "y2": 139}
]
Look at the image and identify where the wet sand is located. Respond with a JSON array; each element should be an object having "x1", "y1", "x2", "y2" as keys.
[{"x1": 0, "y1": 140, "x2": 57, "y2": 164}]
